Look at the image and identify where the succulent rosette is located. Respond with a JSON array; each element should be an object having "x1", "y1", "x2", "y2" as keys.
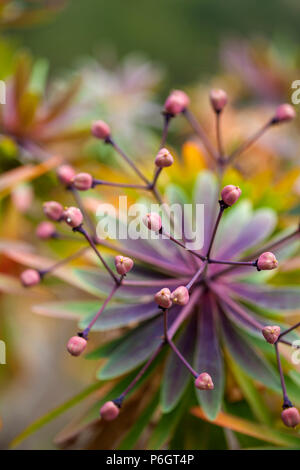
[{"x1": 8, "y1": 89, "x2": 300, "y2": 449}]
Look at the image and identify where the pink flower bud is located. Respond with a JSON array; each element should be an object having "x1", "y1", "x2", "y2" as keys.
[
  {"x1": 43, "y1": 201, "x2": 64, "y2": 221},
  {"x1": 67, "y1": 336, "x2": 87, "y2": 356},
  {"x1": 257, "y1": 252, "x2": 278, "y2": 271},
  {"x1": 164, "y1": 90, "x2": 190, "y2": 115},
  {"x1": 221, "y1": 185, "x2": 242, "y2": 206},
  {"x1": 195, "y1": 372, "x2": 214, "y2": 390},
  {"x1": 73, "y1": 172, "x2": 93, "y2": 191},
  {"x1": 262, "y1": 325, "x2": 281, "y2": 344},
  {"x1": 91, "y1": 120, "x2": 111, "y2": 140},
  {"x1": 36, "y1": 221, "x2": 56, "y2": 240},
  {"x1": 171, "y1": 286, "x2": 189, "y2": 306},
  {"x1": 209, "y1": 89, "x2": 228, "y2": 113},
  {"x1": 63, "y1": 206, "x2": 83, "y2": 228},
  {"x1": 143, "y1": 213, "x2": 162, "y2": 232},
  {"x1": 281, "y1": 407, "x2": 300, "y2": 428},
  {"x1": 155, "y1": 148, "x2": 174, "y2": 168},
  {"x1": 114, "y1": 255, "x2": 134, "y2": 275},
  {"x1": 20, "y1": 269, "x2": 41, "y2": 287},
  {"x1": 274, "y1": 104, "x2": 296, "y2": 123},
  {"x1": 100, "y1": 401, "x2": 120, "y2": 421},
  {"x1": 154, "y1": 288, "x2": 172, "y2": 309},
  {"x1": 57, "y1": 165, "x2": 76, "y2": 186}
]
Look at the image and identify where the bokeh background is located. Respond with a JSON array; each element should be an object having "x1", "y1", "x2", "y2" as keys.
[{"x1": 0, "y1": 0, "x2": 300, "y2": 450}]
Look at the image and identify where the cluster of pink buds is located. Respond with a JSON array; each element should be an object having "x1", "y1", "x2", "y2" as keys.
[{"x1": 18, "y1": 86, "x2": 300, "y2": 431}]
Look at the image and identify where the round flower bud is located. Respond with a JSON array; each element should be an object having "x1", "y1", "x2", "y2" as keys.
[
  {"x1": 257, "y1": 252, "x2": 278, "y2": 271},
  {"x1": 195, "y1": 372, "x2": 214, "y2": 390},
  {"x1": 43, "y1": 201, "x2": 64, "y2": 221},
  {"x1": 221, "y1": 185, "x2": 242, "y2": 207},
  {"x1": 20, "y1": 269, "x2": 41, "y2": 287},
  {"x1": 274, "y1": 104, "x2": 296, "y2": 123},
  {"x1": 73, "y1": 172, "x2": 93, "y2": 191},
  {"x1": 164, "y1": 90, "x2": 190, "y2": 115},
  {"x1": 281, "y1": 407, "x2": 300, "y2": 428},
  {"x1": 100, "y1": 401, "x2": 120, "y2": 421},
  {"x1": 36, "y1": 221, "x2": 56, "y2": 240},
  {"x1": 57, "y1": 165, "x2": 76, "y2": 186},
  {"x1": 91, "y1": 120, "x2": 111, "y2": 140},
  {"x1": 171, "y1": 286, "x2": 189, "y2": 306},
  {"x1": 143, "y1": 212, "x2": 162, "y2": 232},
  {"x1": 67, "y1": 336, "x2": 87, "y2": 357},
  {"x1": 115, "y1": 255, "x2": 134, "y2": 275},
  {"x1": 154, "y1": 288, "x2": 172, "y2": 309},
  {"x1": 155, "y1": 148, "x2": 174, "y2": 168},
  {"x1": 262, "y1": 325, "x2": 281, "y2": 344},
  {"x1": 209, "y1": 89, "x2": 228, "y2": 113},
  {"x1": 64, "y1": 207, "x2": 83, "y2": 228}
]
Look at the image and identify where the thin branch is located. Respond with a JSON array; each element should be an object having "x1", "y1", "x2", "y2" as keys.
[
  {"x1": 108, "y1": 137, "x2": 150, "y2": 185},
  {"x1": 182, "y1": 109, "x2": 218, "y2": 162},
  {"x1": 39, "y1": 247, "x2": 89, "y2": 277}
]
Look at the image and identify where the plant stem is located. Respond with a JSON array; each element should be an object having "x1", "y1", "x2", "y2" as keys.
[
  {"x1": 108, "y1": 138, "x2": 150, "y2": 185},
  {"x1": 278, "y1": 322, "x2": 300, "y2": 340},
  {"x1": 216, "y1": 111, "x2": 224, "y2": 159},
  {"x1": 69, "y1": 187, "x2": 97, "y2": 238},
  {"x1": 275, "y1": 342, "x2": 292, "y2": 407},
  {"x1": 74, "y1": 226, "x2": 119, "y2": 284},
  {"x1": 186, "y1": 262, "x2": 207, "y2": 291},
  {"x1": 206, "y1": 203, "x2": 226, "y2": 259},
  {"x1": 227, "y1": 119, "x2": 272, "y2": 164},
  {"x1": 93, "y1": 179, "x2": 148, "y2": 190},
  {"x1": 39, "y1": 247, "x2": 89, "y2": 277},
  {"x1": 161, "y1": 228, "x2": 206, "y2": 261},
  {"x1": 182, "y1": 109, "x2": 218, "y2": 162},
  {"x1": 208, "y1": 259, "x2": 256, "y2": 267},
  {"x1": 83, "y1": 283, "x2": 119, "y2": 334}
]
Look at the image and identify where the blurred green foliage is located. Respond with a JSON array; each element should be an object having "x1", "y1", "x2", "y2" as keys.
[{"x1": 8, "y1": 0, "x2": 300, "y2": 87}]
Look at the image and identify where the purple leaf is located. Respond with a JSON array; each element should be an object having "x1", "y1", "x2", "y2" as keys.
[
  {"x1": 220, "y1": 313, "x2": 280, "y2": 391},
  {"x1": 194, "y1": 293, "x2": 224, "y2": 420},
  {"x1": 161, "y1": 317, "x2": 196, "y2": 412}
]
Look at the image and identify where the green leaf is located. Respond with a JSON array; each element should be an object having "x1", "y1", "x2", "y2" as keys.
[
  {"x1": 228, "y1": 356, "x2": 272, "y2": 426},
  {"x1": 147, "y1": 398, "x2": 187, "y2": 449}
]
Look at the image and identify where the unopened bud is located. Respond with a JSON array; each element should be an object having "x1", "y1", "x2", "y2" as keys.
[
  {"x1": 100, "y1": 401, "x2": 120, "y2": 421},
  {"x1": 155, "y1": 148, "x2": 174, "y2": 168},
  {"x1": 57, "y1": 165, "x2": 76, "y2": 186},
  {"x1": 221, "y1": 185, "x2": 241, "y2": 207},
  {"x1": 281, "y1": 407, "x2": 300, "y2": 428},
  {"x1": 36, "y1": 221, "x2": 56, "y2": 240},
  {"x1": 20, "y1": 269, "x2": 41, "y2": 287},
  {"x1": 195, "y1": 372, "x2": 214, "y2": 390},
  {"x1": 210, "y1": 89, "x2": 228, "y2": 113},
  {"x1": 91, "y1": 120, "x2": 111, "y2": 140},
  {"x1": 67, "y1": 336, "x2": 87, "y2": 356},
  {"x1": 262, "y1": 325, "x2": 281, "y2": 344},
  {"x1": 274, "y1": 104, "x2": 296, "y2": 123},
  {"x1": 43, "y1": 201, "x2": 64, "y2": 221},
  {"x1": 115, "y1": 255, "x2": 134, "y2": 275},
  {"x1": 257, "y1": 252, "x2": 278, "y2": 271},
  {"x1": 154, "y1": 288, "x2": 172, "y2": 309},
  {"x1": 171, "y1": 286, "x2": 189, "y2": 306},
  {"x1": 64, "y1": 207, "x2": 83, "y2": 228},
  {"x1": 143, "y1": 212, "x2": 162, "y2": 232},
  {"x1": 73, "y1": 172, "x2": 93, "y2": 191},
  {"x1": 164, "y1": 90, "x2": 190, "y2": 115}
]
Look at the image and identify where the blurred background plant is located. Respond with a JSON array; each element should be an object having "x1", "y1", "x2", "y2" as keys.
[{"x1": 0, "y1": 0, "x2": 300, "y2": 450}]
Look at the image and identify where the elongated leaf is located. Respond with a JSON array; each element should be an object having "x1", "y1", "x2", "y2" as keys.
[
  {"x1": 98, "y1": 308, "x2": 179, "y2": 380},
  {"x1": 34, "y1": 299, "x2": 159, "y2": 330},
  {"x1": 147, "y1": 398, "x2": 187, "y2": 449},
  {"x1": 161, "y1": 317, "x2": 196, "y2": 413},
  {"x1": 220, "y1": 315, "x2": 281, "y2": 392},
  {"x1": 194, "y1": 294, "x2": 224, "y2": 420},
  {"x1": 219, "y1": 208, "x2": 277, "y2": 260},
  {"x1": 191, "y1": 408, "x2": 300, "y2": 448},
  {"x1": 228, "y1": 282, "x2": 300, "y2": 310},
  {"x1": 227, "y1": 356, "x2": 272, "y2": 425}
]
